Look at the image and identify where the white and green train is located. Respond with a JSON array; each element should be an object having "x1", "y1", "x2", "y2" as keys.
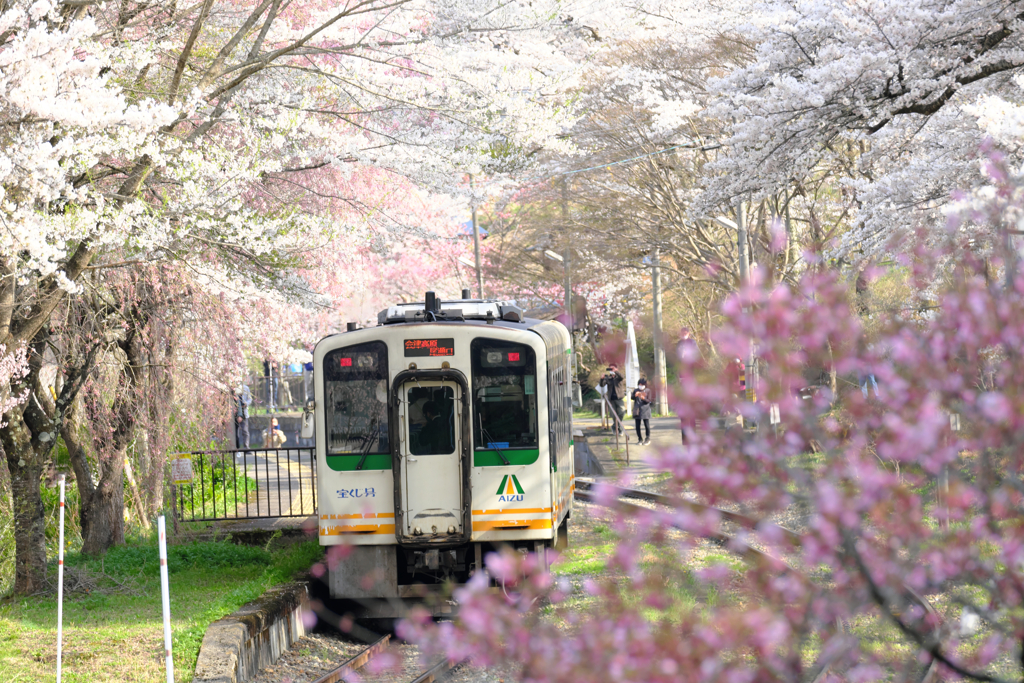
[{"x1": 304, "y1": 292, "x2": 574, "y2": 613}]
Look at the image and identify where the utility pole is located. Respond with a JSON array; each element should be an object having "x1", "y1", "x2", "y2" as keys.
[
  {"x1": 736, "y1": 196, "x2": 749, "y2": 288},
  {"x1": 651, "y1": 246, "x2": 668, "y2": 415},
  {"x1": 470, "y1": 174, "x2": 483, "y2": 298},
  {"x1": 785, "y1": 191, "x2": 799, "y2": 275},
  {"x1": 561, "y1": 178, "x2": 571, "y2": 328},
  {"x1": 736, "y1": 197, "x2": 756, "y2": 404}
]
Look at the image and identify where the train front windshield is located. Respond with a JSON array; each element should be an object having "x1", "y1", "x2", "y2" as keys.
[
  {"x1": 323, "y1": 342, "x2": 389, "y2": 456},
  {"x1": 471, "y1": 339, "x2": 538, "y2": 450}
]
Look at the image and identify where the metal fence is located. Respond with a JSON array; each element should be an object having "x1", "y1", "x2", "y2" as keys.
[
  {"x1": 171, "y1": 448, "x2": 317, "y2": 522},
  {"x1": 248, "y1": 374, "x2": 311, "y2": 412}
]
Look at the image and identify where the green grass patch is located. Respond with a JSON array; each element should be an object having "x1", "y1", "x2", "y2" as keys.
[
  {"x1": 0, "y1": 535, "x2": 321, "y2": 682},
  {"x1": 174, "y1": 453, "x2": 260, "y2": 520},
  {"x1": 696, "y1": 551, "x2": 747, "y2": 573},
  {"x1": 554, "y1": 555, "x2": 608, "y2": 576},
  {"x1": 553, "y1": 542, "x2": 615, "y2": 576}
]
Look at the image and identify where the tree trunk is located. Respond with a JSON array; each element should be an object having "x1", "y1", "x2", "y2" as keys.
[
  {"x1": 70, "y1": 320, "x2": 146, "y2": 556},
  {"x1": 2, "y1": 422, "x2": 47, "y2": 594},
  {"x1": 62, "y1": 400, "x2": 126, "y2": 556},
  {"x1": 80, "y1": 459, "x2": 125, "y2": 555},
  {"x1": 0, "y1": 336, "x2": 70, "y2": 594}
]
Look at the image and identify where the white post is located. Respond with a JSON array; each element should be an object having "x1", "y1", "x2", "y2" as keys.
[
  {"x1": 470, "y1": 174, "x2": 483, "y2": 299},
  {"x1": 158, "y1": 516, "x2": 174, "y2": 683},
  {"x1": 57, "y1": 474, "x2": 65, "y2": 683},
  {"x1": 561, "y1": 178, "x2": 572, "y2": 329},
  {"x1": 651, "y1": 248, "x2": 669, "y2": 415},
  {"x1": 736, "y1": 197, "x2": 756, "y2": 405}
]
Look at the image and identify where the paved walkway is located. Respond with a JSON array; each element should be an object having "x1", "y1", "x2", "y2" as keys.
[{"x1": 574, "y1": 415, "x2": 681, "y2": 483}]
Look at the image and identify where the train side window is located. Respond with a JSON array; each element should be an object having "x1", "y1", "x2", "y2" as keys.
[
  {"x1": 470, "y1": 339, "x2": 538, "y2": 451},
  {"x1": 323, "y1": 342, "x2": 389, "y2": 457}
]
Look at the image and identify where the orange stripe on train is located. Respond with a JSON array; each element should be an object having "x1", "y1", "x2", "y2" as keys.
[
  {"x1": 472, "y1": 520, "x2": 552, "y2": 531},
  {"x1": 320, "y1": 524, "x2": 396, "y2": 535}
]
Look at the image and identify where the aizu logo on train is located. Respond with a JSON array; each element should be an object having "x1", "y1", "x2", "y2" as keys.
[{"x1": 496, "y1": 474, "x2": 525, "y2": 502}]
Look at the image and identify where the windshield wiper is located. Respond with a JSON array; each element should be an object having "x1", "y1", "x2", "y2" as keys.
[
  {"x1": 480, "y1": 424, "x2": 510, "y2": 465},
  {"x1": 355, "y1": 413, "x2": 381, "y2": 470}
]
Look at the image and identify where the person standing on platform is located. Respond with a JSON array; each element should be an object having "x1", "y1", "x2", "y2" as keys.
[
  {"x1": 600, "y1": 363, "x2": 626, "y2": 435},
  {"x1": 233, "y1": 385, "x2": 252, "y2": 454},
  {"x1": 632, "y1": 378, "x2": 652, "y2": 445},
  {"x1": 726, "y1": 357, "x2": 746, "y2": 401},
  {"x1": 263, "y1": 416, "x2": 287, "y2": 448}
]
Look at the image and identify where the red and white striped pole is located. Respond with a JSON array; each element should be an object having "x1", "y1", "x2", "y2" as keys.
[
  {"x1": 158, "y1": 516, "x2": 174, "y2": 682},
  {"x1": 57, "y1": 474, "x2": 65, "y2": 683}
]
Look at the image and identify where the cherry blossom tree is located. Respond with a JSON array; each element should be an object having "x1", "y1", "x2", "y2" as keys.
[
  {"x1": 700, "y1": 0, "x2": 1024, "y2": 260},
  {"x1": 1, "y1": 0, "x2": 658, "y2": 591},
  {"x1": 403, "y1": 149, "x2": 1024, "y2": 682}
]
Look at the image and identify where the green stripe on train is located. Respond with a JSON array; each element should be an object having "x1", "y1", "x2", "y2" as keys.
[
  {"x1": 474, "y1": 448, "x2": 540, "y2": 467},
  {"x1": 325, "y1": 453, "x2": 392, "y2": 471}
]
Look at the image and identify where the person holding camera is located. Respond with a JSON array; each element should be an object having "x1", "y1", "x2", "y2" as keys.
[
  {"x1": 263, "y1": 416, "x2": 287, "y2": 449},
  {"x1": 632, "y1": 378, "x2": 652, "y2": 445},
  {"x1": 599, "y1": 363, "x2": 626, "y2": 435}
]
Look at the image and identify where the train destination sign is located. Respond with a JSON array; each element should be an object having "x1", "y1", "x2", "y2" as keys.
[{"x1": 404, "y1": 338, "x2": 455, "y2": 357}]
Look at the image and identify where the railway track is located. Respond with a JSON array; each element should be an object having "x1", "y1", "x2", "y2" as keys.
[
  {"x1": 300, "y1": 480, "x2": 938, "y2": 683},
  {"x1": 310, "y1": 633, "x2": 461, "y2": 683}
]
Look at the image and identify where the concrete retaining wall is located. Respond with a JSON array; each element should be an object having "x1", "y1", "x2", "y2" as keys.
[
  {"x1": 193, "y1": 581, "x2": 310, "y2": 683},
  {"x1": 573, "y1": 431, "x2": 604, "y2": 477}
]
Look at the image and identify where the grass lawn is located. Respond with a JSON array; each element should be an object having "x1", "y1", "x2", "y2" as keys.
[
  {"x1": 547, "y1": 509, "x2": 730, "y2": 625},
  {"x1": 0, "y1": 534, "x2": 321, "y2": 682}
]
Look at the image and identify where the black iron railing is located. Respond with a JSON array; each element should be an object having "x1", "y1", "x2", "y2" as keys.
[
  {"x1": 247, "y1": 374, "x2": 311, "y2": 412},
  {"x1": 170, "y1": 448, "x2": 317, "y2": 522}
]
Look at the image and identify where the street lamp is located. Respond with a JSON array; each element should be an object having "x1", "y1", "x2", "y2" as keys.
[{"x1": 543, "y1": 250, "x2": 564, "y2": 263}]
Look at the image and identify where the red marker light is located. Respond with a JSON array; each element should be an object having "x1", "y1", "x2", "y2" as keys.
[
  {"x1": 339, "y1": 357, "x2": 352, "y2": 367},
  {"x1": 508, "y1": 352, "x2": 520, "y2": 362}
]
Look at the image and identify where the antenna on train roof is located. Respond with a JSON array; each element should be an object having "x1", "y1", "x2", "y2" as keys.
[
  {"x1": 346, "y1": 322, "x2": 357, "y2": 331},
  {"x1": 461, "y1": 288, "x2": 471, "y2": 300},
  {"x1": 376, "y1": 295, "x2": 524, "y2": 325}
]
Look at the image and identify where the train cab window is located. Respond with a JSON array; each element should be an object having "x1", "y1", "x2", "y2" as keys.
[
  {"x1": 407, "y1": 386, "x2": 455, "y2": 455},
  {"x1": 470, "y1": 339, "x2": 538, "y2": 452},
  {"x1": 323, "y1": 342, "x2": 389, "y2": 457}
]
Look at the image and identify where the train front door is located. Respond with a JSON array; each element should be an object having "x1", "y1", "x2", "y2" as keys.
[{"x1": 398, "y1": 380, "x2": 464, "y2": 540}]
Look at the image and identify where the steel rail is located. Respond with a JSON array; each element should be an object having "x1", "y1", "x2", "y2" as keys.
[
  {"x1": 311, "y1": 634, "x2": 391, "y2": 683},
  {"x1": 574, "y1": 486, "x2": 774, "y2": 565},
  {"x1": 408, "y1": 657, "x2": 459, "y2": 683},
  {"x1": 576, "y1": 479, "x2": 803, "y2": 546}
]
